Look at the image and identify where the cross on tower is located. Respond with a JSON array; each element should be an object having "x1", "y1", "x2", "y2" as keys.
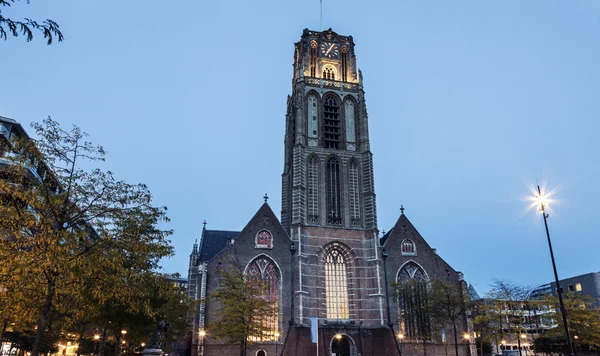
[
  {"x1": 264, "y1": 193, "x2": 269, "y2": 203},
  {"x1": 203, "y1": 220, "x2": 207, "y2": 229},
  {"x1": 400, "y1": 205, "x2": 405, "y2": 215}
]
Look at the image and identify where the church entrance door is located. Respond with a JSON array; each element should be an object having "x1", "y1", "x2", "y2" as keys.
[{"x1": 330, "y1": 334, "x2": 355, "y2": 356}]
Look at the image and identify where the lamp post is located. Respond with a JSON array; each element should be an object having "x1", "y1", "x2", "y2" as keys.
[
  {"x1": 517, "y1": 333, "x2": 526, "y2": 356},
  {"x1": 275, "y1": 332, "x2": 280, "y2": 356},
  {"x1": 464, "y1": 333, "x2": 471, "y2": 356},
  {"x1": 397, "y1": 333, "x2": 404, "y2": 356},
  {"x1": 534, "y1": 185, "x2": 574, "y2": 356},
  {"x1": 93, "y1": 334, "x2": 100, "y2": 356},
  {"x1": 199, "y1": 330, "x2": 206, "y2": 356}
]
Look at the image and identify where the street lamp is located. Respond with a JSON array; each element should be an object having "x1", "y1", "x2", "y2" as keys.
[
  {"x1": 275, "y1": 332, "x2": 280, "y2": 356},
  {"x1": 93, "y1": 334, "x2": 100, "y2": 356},
  {"x1": 199, "y1": 330, "x2": 206, "y2": 356},
  {"x1": 398, "y1": 333, "x2": 404, "y2": 356},
  {"x1": 464, "y1": 333, "x2": 471, "y2": 356},
  {"x1": 533, "y1": 185, "x2": 575, "y2": 356}
]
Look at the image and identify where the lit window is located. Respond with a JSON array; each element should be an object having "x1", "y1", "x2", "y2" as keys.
[
  {"x1": 323, "y1": 66, "x2": 335, "y2": 80},
  {"x1": 310, "y1": 41, "x2": 317, "y2": 77},
  {"x1": 247, "y1": 257, "x2": 280, "y2": 340},
  {"x1": 325, "y1": 248, "x2": 349, "y2": 319},
  {"x1": 575, "y1": 283, "x2": 582, "y2": 292},
  {"x1": 396, "y1": 262, "x2": 429, "y2": 339},
  {"x1": 323, "y1": 97, "x2": 341, "y2": 149},
  {"x1": 341, "y1": 46, "x2": 348, "y2": 82}
]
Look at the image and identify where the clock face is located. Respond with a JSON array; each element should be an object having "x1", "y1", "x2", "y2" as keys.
[{"x1": 320, "y1": 41, "x2": 339, "y2": 58}]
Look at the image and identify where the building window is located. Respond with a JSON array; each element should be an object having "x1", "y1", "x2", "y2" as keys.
[
  {"x1": 323, "y1": 66, "x2": 335, "y2": 80},
  {"x1": 255, "y1": 230, "x2": 273, "y2": 249},
  {"x1": 323, "y1": 96, "x2": 341, "y2": 149},
  {"x1": 396, "y1": 262, "x2": 430, "y2": 340},
  {"x1": 401, "y1": 239, "x2": 417, "y2": 256},
  {"x1": 568, "y1": 284, "x2": 574, "y2": 292},
  {"x1": 326, "y1": 157, "x2": 342, "y2": 225},
  {"x1": 310, "y1": 41, "x2": 317, "y2": 77},
  {"x1": 307, "y1": 155, "x2": 319, "y2": 224},
  {"x1": 341, "y1": 46, "x2": 348, "y2": 82},
  {"x1": 348, "y1": 159, "x2": 360, "y2": 226},
  {"x1": 247, "y1": 257, "x2": 280, "y2": 341},
  {"x1": 325, "y1": 248, "x2": 349, "y2": 319},
  {"x1": 575, "y1": 283, "x2": 582, "y2": 292}
]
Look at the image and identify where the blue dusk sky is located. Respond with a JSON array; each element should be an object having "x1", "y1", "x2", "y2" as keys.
[{"x1": 2, "y1": 0, "x2": 599, "y2": 296}]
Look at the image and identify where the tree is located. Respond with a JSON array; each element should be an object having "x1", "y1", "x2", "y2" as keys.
[
  {"x1": 0, "y1": 117, "x2": 173, "y2": 356},
  {"x1": 0, "y1": 0, "x2": 63, "y2": 44},
  {"x1": 543, "y1": 292, "x2": 600, "y2": 349},
  {"x1": 430, "y1": 279, "x2": 468, "y2": 356},
  {"x1": 208, "y1": 259, "x2": 278, "y2": 356},
  {"x1": 488, "y1": 280, "x2": 533, "y2": 341},
  {"x1": 392, "y1": 278, "x2": 433, "y2": 340}
]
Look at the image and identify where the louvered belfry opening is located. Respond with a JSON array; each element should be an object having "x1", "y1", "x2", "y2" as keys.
[{"x1": 323, "y1": 96, "x2": 341, "y2": 149}]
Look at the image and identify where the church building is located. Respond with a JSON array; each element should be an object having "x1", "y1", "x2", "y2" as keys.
[{"x1": 187, "y1": 28, "x2": 472, "y2": 356}]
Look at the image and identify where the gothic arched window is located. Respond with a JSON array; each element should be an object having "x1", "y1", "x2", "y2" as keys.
[
  {"x1": 401, "y1": 239, "x2": 416, "y2": 256},
  {"x1": 307, "y1": 155, "x2": 319, "y2": 224},
  {"x1": 325, "y1": 248, "x2": 349, "y2": 319},
  {"x1": 341, "y1": 46, "x2": 348, "y2": 82},
  {"x1": 310, "y1": 41, "x2": 317, "y2": 77},
  {"x1": 247, "y1": 257, "x2": 280, "y2": 340},
  {"x1": 323, "y1": 96, "x2": 341, "y2": 149},
  {"x1": 396, "y1": 262, "x2": 430, "y2": 340},
  {"x1": 344, "y1": 100, "x2": 356, "y2": 150},
  {"x1": 255, "y1": 230, "x2": 273, "y2": 249},
  {"x1": 326, "y1": 157, "x2": 342, "y2": 225},
  {"x1": 307, "y1": 94, "x2": 318, "y2": 140},
  {"x1": 348, "y1": 159, "x2": 360, "y2": 226},
  {"x1": 323, "y1": 66, "x2": 335, "y2": 80}
]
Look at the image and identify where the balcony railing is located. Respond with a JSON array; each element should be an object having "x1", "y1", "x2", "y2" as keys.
[{"x1": 303, "y1": 77, "x2": 358, "y2": 91}]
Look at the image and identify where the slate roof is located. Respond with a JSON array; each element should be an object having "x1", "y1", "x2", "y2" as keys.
[
  {"x1": 199, "y1": 229, "x2": 240, "y2": 262},
  {"x1": 468, "y1": 284, "x2": 481, "y2": 300},
  {"x1": 380, "y1": 228, "x2": 393, "y2": 246}
]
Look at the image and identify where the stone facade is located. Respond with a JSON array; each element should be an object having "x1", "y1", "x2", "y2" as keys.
[{"x1": 187, "y1": 28, "x2": 471, "y2": 356}]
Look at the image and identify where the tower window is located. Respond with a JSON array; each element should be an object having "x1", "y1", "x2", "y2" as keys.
[
  {"x1": 323, "y1": 96, "x2": 341, "y2": 149},
  {"x1": 310, "y1": 41, "x2": 317, "y2": 77},
  {"x1": 323, "y1": 66, "x2": 335, "y2": 80},
  {"x1": 325, "y1": 247, "x2": 349, "y2": 319},
  {"x1": 348, "y1": 160, "x2": 360, "y2": 226},
  {"x1": 341, "y1": 46, "x2": 348, "y2": 82},
  {"x1": 307, "y1": 155, "x2": 319, "y2": 224},
  {"x1": 326, "y1": 157, "x2": 342, "y2": 226}
]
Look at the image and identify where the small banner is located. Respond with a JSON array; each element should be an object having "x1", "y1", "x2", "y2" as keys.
[{"x1": 310, "y1": 317, "x2": 319, "y2": 344}]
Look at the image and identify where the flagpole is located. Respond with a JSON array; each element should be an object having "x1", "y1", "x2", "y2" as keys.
[{"x1": 320, "y1": 0, "x2": 323, "y2": 31}]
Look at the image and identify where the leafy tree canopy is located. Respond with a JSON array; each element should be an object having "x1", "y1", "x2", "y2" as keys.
[{"x1": 0, "y1": 0, "x2": 63, "y2": 44}]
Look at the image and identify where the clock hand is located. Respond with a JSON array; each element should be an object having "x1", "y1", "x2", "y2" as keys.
[{"x1": 325, "y1": 44, "x2": 334, "y2": 55}]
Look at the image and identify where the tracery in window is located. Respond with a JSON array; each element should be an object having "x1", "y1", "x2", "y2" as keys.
[
  {"x1": 323, "y1": 96, "x2": 341, "y2": 149},
  {"x1": 401, "y1": 239, "x2": 416, "y2": 256},
  {"x1": 326, "y1": 157, "x2": 342, "y2": 225},
  {"x1": 323, "y1": 66, "x2": 335, "y2": 80},
  {"x1": 307, "y1": 155, "x2": 319, "y2": 224},
  {"x1": 348, "y1": 159, "x2": 360, "y2": 226},
  {"x1": 341, "y1": 46, "x2": 348, "y2": 82},
  {"x1": 255, "y1": 230, "x2": 273, "y2": 249},
  {"x1": 310, "y1": 41, "x2": 317, "y2": 77},
  {"x1": 396, "y1": 262, "x2": 430, "y2": 340},
  {"x1": 247, "y1": 257, "x2": 280, "y2": 341},
  {"x1": 325, "y1": 248, "x2": 349, "y2": 319}
]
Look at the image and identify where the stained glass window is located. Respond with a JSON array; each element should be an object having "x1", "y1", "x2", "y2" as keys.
[
  {"x1": 396, "y1": 262, "x2": 430, "y2": 340},
  {"x1": 247, "y1": 257, "x2": 280, "y2": 340},
  {"x1": 401, "y1": 239, "x2": 416, "y2": 256},
  {"x1": 255, "y1": 230, "x2": 273, "y2": 249},
  {"x1": 325, "y1": 248, "x2": 349, "y2": 319}
]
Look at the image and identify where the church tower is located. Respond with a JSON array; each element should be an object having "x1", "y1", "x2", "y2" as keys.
[
  {"x1": 281, "y1": 29, "x2": 388, "y2": 350},
  {"x1": 281, "y1": 28, "x2": 377, "y2": 232}
]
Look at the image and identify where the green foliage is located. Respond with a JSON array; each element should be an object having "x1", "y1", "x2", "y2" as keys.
[
  {"x1": 0, "y1": 0, "x2": 63, "y2": 44},
  {"x1": 534, "y1": 336, "x2": 568, "y2": 354},
  {"x1": 208, "y1": 259, "x2": 278, "y2": 354},
  {"x1": 542, "y1": 292, "x2": 600, "y2": 348},
  {"x1": 0, "y1": 117, "x2": 173, "y2": 355}
]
